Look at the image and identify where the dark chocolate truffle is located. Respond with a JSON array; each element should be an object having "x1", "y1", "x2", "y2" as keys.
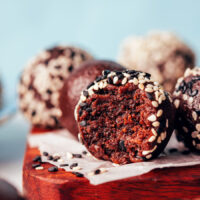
[
  {"x1": 173, "y1": 68, "x2": 200, "y2": 152},
  {"x1": 75, "y1": 70, "x2": 174, "y2": 164},
  {"x1": 118, "y1": 32, "x2": 195, "y2": 93},
  {"x1": 18, "y1": 46, "x2": 93, "y2": 129},
  {"x1": 59, "y1": 60, "x2": 125, "y2": 136}
]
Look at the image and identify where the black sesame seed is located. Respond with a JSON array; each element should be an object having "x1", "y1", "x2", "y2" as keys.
[
  {"x1": 94, "y1": 169, "x2": 101, "y2": 175},
  {"x1": 144, "y1": 73, "x2": 151, "y2": 79},
  {"x1": 33, "y1": 155, "x2": 41, "y2": 162},
  {"x1": 102, "y1": 75, "x2": 107, "y2": 79},
  {"x1": 72, "y1": 172, "x2": 84, "y2": 177},
  {"x1": 48, "y1": 166, "x2": 58, "y2": 172},
  {"x1": 60, "y1": 164, "x2": 69, "y2": 167},
  {"x1": 31, "y1": 110, "x2": 36, "y2": 117},
  {"x1": 53, "y1": 156, "x2": 60, "y2": 162},
  {"x1": 43, "y1": 152, "x2": 49, "y2": 156},
  {"x1": 107, "y1": 77, "x2": 113, "y2": 84},
  {"x1": 46, "y1": 89, "x2": 52, "y2": 94},
  {"x1": 82, "y1": 151, "x2": 87, "y2": 155},
  {"x1": 188, "y1": 89, "x2": 198, "y2": 97},
  {"x1": 168, "y1": 148, "x2": 178, "y2": 153},
  {"x1": 79, "y1": 109, "x2": 83, "y2": 116},
  {"x1": 96, "y1": 76, "x2": 102, "y2": 82},
  {"x1": 119, "y1": 140, "x2": 126, "y2": 152},
  {"x1": 83, "y1": 90, "x2": 89, "y2": 97},
  {"x1": 146, "y1": 92, "x2": 154, "y2": 100},
  {"x1": 116, "y1": 71, "x2": 122, "y2": 75},
  {"x1": 73, "y1": 154, "x2": 82, "y2": 158},
  {"x1": 103, "y1": 70, "x2": 110, "y2": 76},
  {"x1": 32, "y1": 163, "x2": 41, "y2": 168},
  {"x1": 51, "y1": 116, "x2": 59, "y2": 125},
  {"x1": 86, "y1": 107, "x2": 92, "y2": 112},
  {"x1": 117, "y1": 74, "x2": 124, "y2": 79},
  {"x1": 87, "y1": 82, "x2": 94, "y2": 89},
  {"x1": 68, "y1": 65, "x2": 73, "y2": 72},
  {"x1": 80, "y1": 102, "x2": 88, "y2": 107},
  {"x1": 80, "y1": 121, "x2": 87, "y2": 127},
  {"x1": 47, "y1": 155, "x2": 53, "y2": 160},
  {"x1": 181, "y1": 150, "x2": 190, "y2": 155},
  {"x1": 70, "y1": 163, "x2": 78, "y2": 169},
  {"x1": 55, "y1": 65, "x2": 61, "y2": 69}
]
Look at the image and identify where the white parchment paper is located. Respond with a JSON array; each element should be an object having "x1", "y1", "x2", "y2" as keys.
[{"x1": 28, "y1": 130, "x2": 200, "y2": 185}]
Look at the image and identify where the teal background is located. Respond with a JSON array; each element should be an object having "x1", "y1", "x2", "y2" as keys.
[{"x1": 0, "y1": 0, "x2": 200, "y2": 106}]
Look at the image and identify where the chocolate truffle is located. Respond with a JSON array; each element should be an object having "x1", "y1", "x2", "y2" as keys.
[
  {"x1": 75, "y1": 70, "x2": 174, "y2": 164},
  {"x1": 118, "y1": 32, "x2": 195, "y2": 93},
  {"x1": 173, "y1": 67, "x2": 200, "y2": 152},
  {"x1": 59, "y1": 60, "x2": 125, "y2": 136},
  {"x1": 18, "y1": 46, "x2": 93, "y2": 129}
]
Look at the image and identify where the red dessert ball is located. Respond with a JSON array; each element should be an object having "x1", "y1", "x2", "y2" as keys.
[
  {"x1": 59, "y1": 60, "x2": 125, "y2": 136},
  {"x1": 75, "y1": 70, "x2": 175, "y2": 164}
]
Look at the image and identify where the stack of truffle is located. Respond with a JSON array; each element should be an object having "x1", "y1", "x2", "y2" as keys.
[{"x1": 18, "y1": 31, "x2": 200, "y2": 165}]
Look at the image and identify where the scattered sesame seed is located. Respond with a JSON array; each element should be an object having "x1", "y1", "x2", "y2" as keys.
[
  {"x1": 138, "y1": 83, "x2": 144, "y2": 90},
  {"x1": 82, "y1": 151, "x2": 87, "y2": 155},
  {"x1": 48, "y1": 166, "x2": 58, "y2": 172},
  {"x1": 72, "y1": 172, "x2": 84, "y2": 177},
  {"x1": 148, "y1": 135, "x2": 156, "y2": 142},
  {"x1": 157, "y1": 137, "x2": 162, "y2": 144},
  {"x1": 196, "y1": 124, "x2": 200, "y2": 132},
  {"x1": 43, "y1": 152, "x2": 49, "y2": 156},
  {"x1": 73, "y1": 154, "x2": 82, "y2": 158},
  {"x1": 60, "y1": 164, "x2": 69, "y2": 167},
  {"x1": 83, "y1": 90, "x2": 89, "y2": 97},
  {"x1": 146, "y1": 154, "x2": 152, "y2": 159},
  {"x1": 145, "y1": 87, "x2": 154, "y2": 93},
  {"x1": 70, "y1": 163, "x2": 78, "y2": 169},
  {"x1": 57, "y1": 159, "x2": 64, "y2": 163},
  {"x1": 33, "y1": 155, "x2": 41, "y2": 162},
  {"x1": 32, "y1": 163, "x2": 41, "y2": 168},
  {"x1": 113, "y1": 76, "x2": 118, "y2": 84},
  {"x1": 35, "y1": 166, "x2": 44, "y2": 170},
  {"x1": 80, "y1": 120, "x2": 87, "y2": 127},
  {"x1": 161, "y1": 132, "x2": 166, "y2": 140},
  {"x1": 66, "y1": 152, "x2": 73, "y2": 159},
  {"x1": 192, "y1": 111, "x2": 197, "y2": 121},
  {"x1": 47, "y1": 155, "x2": 53, "y2": 160},
  {"x1": 121, "y1": 77, "x2": 127, "y2": 85},
  {"x1": 174, "y1": 99, "x2": 180, "y2": 109}
]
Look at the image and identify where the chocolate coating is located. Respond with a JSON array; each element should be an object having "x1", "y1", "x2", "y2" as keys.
[
  {"x1": 75, "y1": 70, "x2": 174, "y2": 164},
  {"x1": 18, "y1": 46, "x2": 93, "y2": 129},
  {"x1": 59, "y1": 60, "x2": 125, "y2": 136},
  {"x1": 118, "y1": 32, "x2": 195, "y2": 93},
  {"x1": 173, "y1": 68, "x2": 200, "y2": 152}
]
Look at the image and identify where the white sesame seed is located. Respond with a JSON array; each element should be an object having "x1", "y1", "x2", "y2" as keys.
[
  {"x1": 158, "y1": 96, "x2": 163, "y2": 104},
  {"x1": 193, "y1": 140, "x2": 196, "y2": 146},
  {"x1": 177, "y1": 77, "x2": 184, "y2": 83},
  {"x1": 154, "y1": 82, "x2": 159, "y2": 86},
  {"x1": 147, "y1": 114, "x2": 157, "y2": 122},
  {"x1": 113, "y1": 76, "x2": 118, "y2": 84},
  {"x1": 183, "y1": 94, "x2": 188, "y2": 101},
  {"x1": 139, "y1": 79, "x2": 146, "y2": 84},
  {"x1": 138, "y1": 83, "x2": 144, "y2": 90},
  {"x1": 148, "y1": 135, "x2": 156, "y2": 142},
  {"x1": 155, "y1": 91, "x2": 159, "y2": 100},
  {"x1": 121, "y1": 77, "x2": 127, "y2": 85},
  {"x1": 157, "y1": 109, "x2": 163, "y2": 117},
  {"x1": 88, "y1": 89, "x2": 94, "y2": 96},
  {"x1": 112, "y1": 163, "x2": 120, "y2": 167},
  {"x1": 66, "y1": 152, "x2": 73, "y2": 159},
  {"x1": 145, "y1": 87, "x2": 154, "y2": 93},
  {"x1": 72, "y1": 166, "x2": 82, "y2": 171},
  {"x1": 151, "y1": 128, "x2": 157, "y2": 136},
  {"x1": 93, "y1": 83, "x2": 99, "y2": 90},
  {"x1": 153, "y1": 86, "x2": 159, "y2": 91},
  {"x1": 192, "y1": 111, "x2": 197, "y2": 121},
  {"x1": 99, "y1": 168, "x2": 108, "y2": 173},
  {"x1": 196, "y1": 124, "x2": 200, "y2": 132},
  {"x1": 168, "y1": 95, "x2": 173, "y2": 103},
  {"x1": 132, "y1": 78, "x2": 139, "y2": 85},
  {"x1": 161, "y1": 132, "x2": 166, "y2": 140},
  {"x1": 188, "y1": 97, "x2": 193, "y2": 104},
  {"x1": 157, "y1": 137, "x2": 162, "y2": 144},
  {"x1": 146, "y1": 84, "x2": 153, "y2": 88},
  {"x1": 58, "y1": 159, "x2": 64, "y2": 163},
  {"x1": 87, "y1": 171, "x2": 95, "y2": 176},
  {"x1": 78, "y1": 133, "x2": 83, "y2": 144},
  {"x1": 35, "y1": 166, "x2": 44, "y2": 170},
  {"x1": 99, "y1": 81, "x2": 104, "y2": 89},
  {"x1": 81, "y1": 95, "x2": 86, "y2": 102},
  {"x1": 174, "y1": 99, "x2": 180, "y2": 109},
  {"x1": 53, "y1": 153, "x2": 60, "y2": 157},
  {"x1": 152, "y1": 101, "x2": 158, "y2": 107},
  {"x1": 166, "y1": 119, "x2": 169, "y2": 128},
  {"x1": 152, "y1": 121, "x2": 160, "y2": 127},
  {"x1": 146, "y1": 154, "x2": 152, "y2": 159},
  {"x1": 192, "y1": 131, "x2": 198, "y2": 138}
]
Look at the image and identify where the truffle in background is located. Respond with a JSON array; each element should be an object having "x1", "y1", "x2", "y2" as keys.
[
  {"x1": 75, "y1": 69, "x2": 174, "y2": 164},
  {"x1": 173, "y1": 67, "x2": 200, "y2": 152},
  {"x1": 59, "y1": 60, "x2": 125, "y2": 136},
  {"x1": 18, "y1": 46, "x2": 93, "y2": 129},
  {"x1": 118, "y1": 32, "x2": 195, "y2": 93}
]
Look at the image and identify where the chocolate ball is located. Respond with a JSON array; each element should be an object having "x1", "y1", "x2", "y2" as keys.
[
  {"x1": 18, "y1": 46, "x2": 93, "y2": 129},
  {"x1": 59, "y1": 60, "x2": 125, "y2": 136},
  {"x1": 173, "y1": 67, "x2": 200, "y2": 152},
  {"x1": 118, "y1": 32, "x2": 195, "y2": 93}
]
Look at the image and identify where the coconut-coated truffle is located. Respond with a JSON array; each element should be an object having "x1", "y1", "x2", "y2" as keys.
[
  {"x1": 118, "y1": 32, "x2": 195, "y2": 93},
  {"x1": 18, "y1": 45, "x2": 93, "y2": 129},
  {"x1": 75, "y1": 69, "x2": 174, "y2": 164},
  {"x1": 59, "y1": 60, "x2": 125, "y2": 136},
  {"x1": 173, "y1": 67, "x2": 200, "y2": 152}
]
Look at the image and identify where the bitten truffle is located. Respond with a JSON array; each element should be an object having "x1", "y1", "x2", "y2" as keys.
[
  {"x1": 75, "y1": 70, "x2": 174, "y2": 164},
  {"x1": 18, "y1": 46, "x2": 93, "y2": 129},
  {"x1": 173, "y1": 67, "x2": 200, "y2": 152},
  {"x1": 59, "y1": 60, "x2": 125, "y2": 136},
  {"x1": 118, "y1": 32, "x2": 195, "y2": 93}
]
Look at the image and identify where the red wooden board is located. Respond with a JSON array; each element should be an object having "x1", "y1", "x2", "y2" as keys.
[{"x1": 23, "y1": 129, "x2": 200, "y2": 200}]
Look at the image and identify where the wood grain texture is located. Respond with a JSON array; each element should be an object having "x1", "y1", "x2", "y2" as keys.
[{"x1": 23, "y1": 129, "x2": 200, "y2": 200}]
